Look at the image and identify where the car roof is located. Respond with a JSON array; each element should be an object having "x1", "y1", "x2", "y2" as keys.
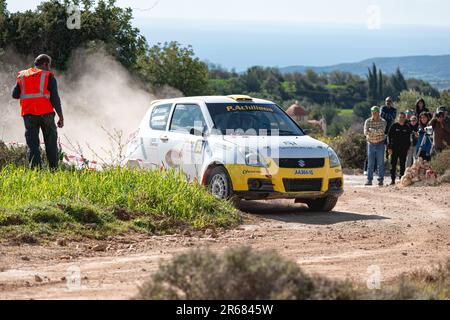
[{"x1": 150, "y1": 96, "x2": 274, "y2": 106}]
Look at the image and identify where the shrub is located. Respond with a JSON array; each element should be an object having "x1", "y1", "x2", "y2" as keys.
[
  {"x1": 328, "y1": 130, "x2": 367, "y2": 169},
  {"x1": 136, "y1": 246, "x2": 359, "y2": 300},
  {"x1": 137, "y1": 248, "x2": 450, "y2": 300},
  {"x1": 353, "y1": 101, "x2": 371, "y2": 120},
  {"x1": 22, "y1": 204, "x2": 72, "y2": 224},
  {"x1": 0, "y1": 208, "x2": 27, "y2": 226},
  {"x1": 431, "y1": 148, "x2": 450, "y2": 175},
  {"x1": 0, "y1": 141, "x2": 28, "y2": 168}
]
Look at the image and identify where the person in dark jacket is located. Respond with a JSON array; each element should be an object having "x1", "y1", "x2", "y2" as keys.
[
  {"x1": 381, "y1": 97, "x2": 397, "y2": 160},
  {"x1": 416, "y1": 112, "x2": 433, "y2": 162},
  {"x1": 388, "y1": 112, "x2": 412, "y2": 185},
  {"x1": 406, "y1": 115, "x2": 419, "y2": 167},
  {"x1": 12, "y1": 54, "x2": 64, "y2": 169},
  {"x1": 415, "y1": 98, "x2": 429, "y2": 118}
]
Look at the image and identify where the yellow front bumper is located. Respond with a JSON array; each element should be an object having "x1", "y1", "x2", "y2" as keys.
[{"x1": 224, "y1": 158, "x2": 343, "y2": 198}]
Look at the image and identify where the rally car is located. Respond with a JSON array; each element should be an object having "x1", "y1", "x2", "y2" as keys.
[{"x1": 124, "y1": 95, "x2": 344, "y2": 212}]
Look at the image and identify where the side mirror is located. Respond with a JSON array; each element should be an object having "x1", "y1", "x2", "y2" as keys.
[
  {"x1": 190, "y1": 127, "x2": 204, "y2": 136},
  {"x1": 303, "y1": 129, "x2": 309, "y2": 135}
]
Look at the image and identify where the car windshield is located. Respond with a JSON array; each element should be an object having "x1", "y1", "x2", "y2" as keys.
[{"x1": 206, "y1": 103, "x2": 305, "y2": 136}]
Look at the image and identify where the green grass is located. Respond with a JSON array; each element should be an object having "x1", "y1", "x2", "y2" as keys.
[
  {"x1": 337, "y1": 109, "x2": 354, "y2": 116},
  {"x1": 0, "y1": 166, "x2": 240, "y2": 241},
  {"x1": 324, "y1": 84, "x2": 348, "y2": 90}
]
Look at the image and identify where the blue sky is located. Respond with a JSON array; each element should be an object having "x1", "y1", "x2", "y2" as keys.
[
  {"x1": 10, "y1": 0, "x2": 450, "y2": 26},
  {"x1": 7, "y1": 1, "x2": 450, "y2": 69}
]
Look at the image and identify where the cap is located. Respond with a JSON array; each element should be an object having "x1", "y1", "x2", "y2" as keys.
[{"x1": 371, "y1": 106, "x2": 380, "y2": 113}]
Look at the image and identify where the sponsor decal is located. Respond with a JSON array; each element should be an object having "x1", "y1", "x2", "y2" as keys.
[
  {"x1": 226, "y1": 105, "x2": 274, "y2": 112},
  {"x1": 242, "y1": 170, "x2": 261, "y2": 175},
  {"x1": 294, "y1": 169, "x2": 314, "y2": 175}
]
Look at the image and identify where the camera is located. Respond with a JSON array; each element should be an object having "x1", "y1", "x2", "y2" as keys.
[{"x1": 425, "y1": 126, "x2": 434, "y2": 136}]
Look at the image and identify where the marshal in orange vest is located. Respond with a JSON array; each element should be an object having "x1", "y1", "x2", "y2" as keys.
[{"x1": 17, "y1": 67, "x2": 55, "y2": 116}]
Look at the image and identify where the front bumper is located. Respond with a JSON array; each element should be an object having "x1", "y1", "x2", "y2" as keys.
[{"x1": 224, "y1": 159, "x2": 344, "y2": 200}]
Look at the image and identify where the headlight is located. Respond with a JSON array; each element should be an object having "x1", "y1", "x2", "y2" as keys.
[
  {"x1": 328, "y1": 147, "x2": 341, "y2": 168},
  {"x1": 239, "y1": 147, "x2": 268, "y2": 167}
]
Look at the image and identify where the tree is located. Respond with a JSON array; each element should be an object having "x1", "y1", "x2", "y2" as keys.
[
  {"x1": 438, "y1": 90, "x2": 450, "y2": 108},
  {"x1": 367, "y1": 63, "x2": 379, "y2": 105},
  {"x1": 0, "y1": 0, "x2": 8, "y2": 48},
  {"x1": 397, "y1": 90, "x2": 439, "y2": 113},
  {"x1": 390, "y1": 68, "x2": 408, "y2": 99},
  {"x1": 138, "y1": 41, "x2": 209, "y2": 96},
  {"x1": 3, "y1": 0, "x2": 147, "y2": 70},
  {"x1": 378, "y1": 69, "x2": 383, "y2": 101}
]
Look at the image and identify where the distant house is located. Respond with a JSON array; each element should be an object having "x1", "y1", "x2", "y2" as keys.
[{"x1": 286, "y1": 101, "x2": 308, "y2": 122}]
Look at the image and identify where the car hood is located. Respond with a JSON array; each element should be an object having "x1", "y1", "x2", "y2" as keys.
[{"x1": 219, "y1": 135, "x2": 330, "y2": 158}]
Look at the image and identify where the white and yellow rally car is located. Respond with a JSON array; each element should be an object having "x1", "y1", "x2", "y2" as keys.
[{"x1": 125, "y1": 95, "x2": 344, "y2": 211}]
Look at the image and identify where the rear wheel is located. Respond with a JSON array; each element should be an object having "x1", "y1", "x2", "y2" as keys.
[
  {"x1": 305, "y1": 196, "x2": 338, "y2": 212},
  {"x1": 206, "y1": 166, "x2": 234, "y2": 200}
]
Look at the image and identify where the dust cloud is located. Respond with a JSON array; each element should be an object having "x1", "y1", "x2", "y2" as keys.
[{"x1": 0, "y1": 48, "x2": 182, "y2": 162}]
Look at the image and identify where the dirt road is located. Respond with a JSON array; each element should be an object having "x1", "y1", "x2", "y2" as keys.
[{"x1": 1, "y1": 176, "x2": 449, "y2": 299}]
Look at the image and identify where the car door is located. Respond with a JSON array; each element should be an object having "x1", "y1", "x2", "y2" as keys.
[
  {"x1": 164, "y1": 103, "x2": 208, "y2": 181},
  {"x1": 146, "y1": 103, "x2": 173, "y2": 170}
]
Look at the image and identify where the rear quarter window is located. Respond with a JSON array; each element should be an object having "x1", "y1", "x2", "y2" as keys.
[{"x1": 150, "y1": 104, "x2": 172, "y2": 131}]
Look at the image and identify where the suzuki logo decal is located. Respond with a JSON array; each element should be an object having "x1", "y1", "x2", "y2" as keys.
[{"x1": 298, "y1": 159, "x2": 306, "y2": 168}]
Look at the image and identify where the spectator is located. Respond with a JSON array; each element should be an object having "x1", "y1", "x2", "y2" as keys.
[
  {"x1": 364, "y1": 106, "x2": 387, "y2": 186},
  {"x1": 415, "y1": 98, "x2": 429, "y2": 118},
  {"x1": 405, "y1": 109, "x2": 414, "y2": 122},
  {"x1": 430, "y1": 106, "x2": 450, "y2": 153},
  {"x1": 380, "y1": 97, "x2": 397, "y2": 159},
  {"x1": 416, "y1": 112, "x2": 433, "y2": 162},
  {"x1": 406, "y1": 115, "x2": 419, "y2": 167},
  {"x1": 388, "y1": 112, "x2": 413, "y2": 185},
  {"x1": 381, "y1": 97, "x2": 397, "y2": 134}
]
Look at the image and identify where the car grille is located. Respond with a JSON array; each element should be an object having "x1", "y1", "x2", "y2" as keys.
[
  {"x1": 275, "y1": 158, "x2": 325, "y2": 168},
  {"x1": 283, "y1": 179, "x2": 323, "y2": 192}
]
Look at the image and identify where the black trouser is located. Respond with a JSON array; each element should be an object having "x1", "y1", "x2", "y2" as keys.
[
  {"x1": 23, "y1": 113, "x2": 58, "y2": 169},
  {"x1": 390, "y1": 148, "x2": 408, "y2": 181}
]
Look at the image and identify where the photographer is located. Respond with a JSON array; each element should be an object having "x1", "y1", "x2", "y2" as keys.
[
  {"x1": 416, "y1": 112, "x2": 433, "y2": 161},
  {"x1": 430, "y1": 106, "x2": 450, "y2": 153}
]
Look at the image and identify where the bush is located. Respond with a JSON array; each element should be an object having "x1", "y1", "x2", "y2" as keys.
[
  {"x1": 136, "y1": 246, "x2": 359, "y2": 300},
  {"x1": 431, "y1": 148, "x2": 450, "y2": 175},
  {"x1": 137, "y1": 248, "x2": 450, "y2": 300},
  {"x1": 0, "y1": 141, "x2": 28, "y2": 168},
  {"x1": 353, "y1": 101, "x2": 371, "y2": 120},
  {"x1": 328, "y1": 130, "x2": 367, "y2": 169}
]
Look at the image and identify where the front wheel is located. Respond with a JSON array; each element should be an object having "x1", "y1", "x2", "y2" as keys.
[
  {"x1": 305, "y1": 196, "x2": 339, "y2": 212},
  {"x1": 206, "y1": 166, "x2": 234, "y2": 200}
]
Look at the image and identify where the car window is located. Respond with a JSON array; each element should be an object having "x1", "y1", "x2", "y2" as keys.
[
  {"x1": 170, "y1": 104, "x2": 206, "y2": 133},
  {"x1": 150, "y1": 104, "x2": 172, "y2": 131},
  {"x1": 206, "y1": 103, "x2": 304, "y2": 136}
]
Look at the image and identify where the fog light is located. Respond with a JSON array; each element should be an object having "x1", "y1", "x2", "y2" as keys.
[{"x1": 250, "y1": 179, "x2": 262, "y2": 190}]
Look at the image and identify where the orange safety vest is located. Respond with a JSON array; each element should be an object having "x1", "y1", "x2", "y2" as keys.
[{"x1": 17, "y1": 68, "x2": 55, "y2": 116}]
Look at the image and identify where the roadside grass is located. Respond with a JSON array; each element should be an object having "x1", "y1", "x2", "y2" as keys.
[
  {"x1": 136, "y1": 246, "x2": 450, "y2": 300},
  {"x1": 0, "y1": 165, "x2": 240, "y2": 242}
]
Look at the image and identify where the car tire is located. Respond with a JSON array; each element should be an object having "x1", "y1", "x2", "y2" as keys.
[
  {"x1": 305, "y1": 196, "x2": 338, "y2": 212},
  {"x1": 206, "y1": 166, "x2": 235, "y2": 200}
]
